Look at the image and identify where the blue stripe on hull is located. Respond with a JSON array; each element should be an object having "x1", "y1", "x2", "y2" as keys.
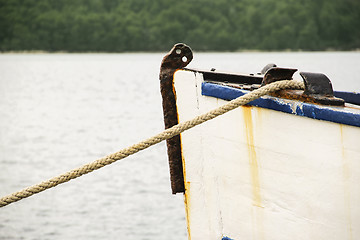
[
  {"x1": 222, "y1": 237, "x2": 234, "y2": 240},
  {"x1": 202, "y1": 82, "x2": 360, "y2": 128}
]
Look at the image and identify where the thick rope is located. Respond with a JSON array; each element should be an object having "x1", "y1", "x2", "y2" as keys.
[{"x1": 0, "y1": 80, "x2": 304, "y2": 208}]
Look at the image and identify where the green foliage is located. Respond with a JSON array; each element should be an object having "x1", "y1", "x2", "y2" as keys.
[{"x1": 0, "y1": 0, "x2": 359, "y2": 51}]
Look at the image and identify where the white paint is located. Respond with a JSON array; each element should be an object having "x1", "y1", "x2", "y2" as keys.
[{"x1": 173, "y1": 70, "x2": 360, "y2": 240}]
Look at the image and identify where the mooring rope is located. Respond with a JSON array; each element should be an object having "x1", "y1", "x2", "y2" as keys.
[{"x1": 0, "y1": 80, "x2": 304, "y2": 208}]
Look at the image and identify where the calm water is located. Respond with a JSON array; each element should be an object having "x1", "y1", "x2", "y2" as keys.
[{"x1": 0, "y1": 51, "x2": 359, "y2": 240}]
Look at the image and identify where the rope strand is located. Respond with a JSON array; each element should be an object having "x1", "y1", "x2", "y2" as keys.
[{"x1": 0, "y1": 80, "x2": 304, "y2": 208}]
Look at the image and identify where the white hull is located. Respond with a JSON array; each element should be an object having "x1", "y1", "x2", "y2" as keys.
[{"x1": 174, "y1": 70, "x2": 360, "y2": 240}]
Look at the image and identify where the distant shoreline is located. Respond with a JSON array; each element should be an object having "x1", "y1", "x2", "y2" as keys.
[{"x1": 1, "y1": 48, "x2": 360, "y2": 54}]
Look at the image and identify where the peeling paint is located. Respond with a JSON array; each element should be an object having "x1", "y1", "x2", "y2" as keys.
[
  {"x1": 202, "y1": 82, "x2": 360, "y2": 128},
  {"x1": 290, "y1": 101, "x2": 303, "y2": 114}
]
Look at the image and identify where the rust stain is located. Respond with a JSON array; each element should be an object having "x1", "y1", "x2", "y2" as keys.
[
  {"x1": 243, "y1": 106, "x2": 262, "y2": 207},
  {"x1": 180, "y1": 135, "x2": 192, "y2": 240},
  {"x1": 255, "y1": 107, "x2": 263, "y2": 128},
  {"x1": 340, "y1": 126, "x2": 353, "y2": 240},
  {"x1": 243, "y1": 106, "x2": 265, "y2": 240},
  {"x1": 172, "y1": 71, "x2": 178, "y2": 101},
  {"x1": 184, "y1": 181, "x2": 192, "y2": 240}
]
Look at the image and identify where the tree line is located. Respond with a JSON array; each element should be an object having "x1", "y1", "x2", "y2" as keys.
[{"x1": 0, "y1": 0, "x2": 359, "y2": 52}]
